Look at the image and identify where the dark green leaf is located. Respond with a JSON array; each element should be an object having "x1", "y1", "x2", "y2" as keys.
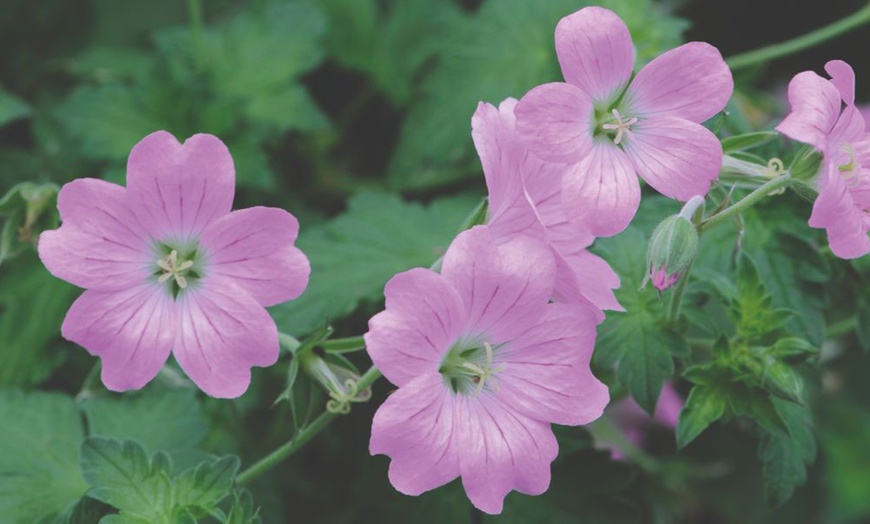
[
  {"x1": 676, "y1": 384, "x2": 726, "y2": 449},
  {"x1": 721, "y1": 131, "x2": 778, "y2": 153},
  {"x1": 758, "y1": 399, "x2": 816, "y2": 507},
  {"x1": 0, "y1": 86, "x2": 30, "y2": 128}
]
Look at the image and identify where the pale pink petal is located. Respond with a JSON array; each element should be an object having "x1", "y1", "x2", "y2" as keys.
[
  {"x1": 776, "y1": 71, "x2": 841, "y2": 152},
  {"x1": 829, "y1": 105, "x2": 867, "y2": 150},
  {"x1": 365, "y1": 269, "x2": 465, "y2": 387},
  {"x1": 809, "y1": 163, "x2": 870, "y2": 259},
  {"x1": 370, "y1": 372, "x2": 460, "y2": 496},
  {"x1": 126, "y1": 131, "x2": 235, "y2": 242},
  {"x1": 860, "y1": 105, "x2": 870, "y2": 130},
  {"x1": 562, "y1": 140, "x2": 640, "y2": 237},
  {"x1": 38, "y1": 178, "x2": 152, "y2": 291},
  {"x1": 515, "y1": 83, "x2": 595, "y2": 163},
  {"x1": 199, "y1": 206, "x2": 310, "y2": 307},
  {"x1": 473, "y1": 100, "x2": 547, "y2": 241},
  {"x1": 621, "y1": 116, "x2": 722, "y2": 201},
  {"x1": 825, "y1": 59, "x2": 855, "y2": 105},
  {"x1": 456, "y1": 396, "x2": 558, "y2": 514},
  {"x1": 623, "y1": 42, "x2": 733, "y2": 122},
  {"x1": 554, "y1": 6, "x2": 634, "y2": 104},
  {"x1": 173, "y1": 276, "x2": 278, "y2": 398},
  {"x1": 441, "y1": 226, "x2": 555, "y2": 344},
  {"x1": 495, "y1": 303, "x2": 609, "y2": 426},
  {"x1": 554, "y1": 250, "x2": 623, "y2": 313},
  {"x1": 61, "y1": 284, "x2": 176, "y2": 392},
  {"x1": 654, "y1": 382, "x2": 683, "y2": 428}
]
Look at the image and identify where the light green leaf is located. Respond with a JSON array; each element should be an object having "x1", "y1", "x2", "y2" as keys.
[
  {"x1": 81, "y1": 390, "x2": 208, "y2": 473},
  {"x1": 0, "y1": 86, "x2": 31, "y2": 128},
  {"x1": 721, "y1": 131, "x2": 779, "y2": 153},
  {"x1": 223, "y1": 490, "x2": 261, "y2": 524},
  {"x1": 174, "y1": 456, "x2": 239, "y2": 515},
  {"x1": 676, "y1": 384, "x2": 726, "y2": 449},
  {"x1": 271, "y1": 191, "x2": 479, "y2": 336},
  {"x1": 244, "y1": 86, "x2": 328, "y2": 133},
  {"x1": 0, "y1": 391, "x2": 89, "y2": 523},
  {"x1": 758, "y1": 398, "x2": 816, "y2": 507}
]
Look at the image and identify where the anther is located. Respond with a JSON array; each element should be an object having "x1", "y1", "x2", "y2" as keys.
[{"x1": 601, "y1": 108, "x2": 638, "y2": 145}]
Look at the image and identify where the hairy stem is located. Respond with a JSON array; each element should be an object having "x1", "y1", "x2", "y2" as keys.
[
  {"x1": 727, "y1": 3, "x2": 870, "y2": 70},
  {"x1": 698, "y1": 174, "x2": 791, "y2": 233}
]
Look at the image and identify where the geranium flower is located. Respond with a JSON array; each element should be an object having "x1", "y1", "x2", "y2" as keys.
[
  {"x1": 366, "y1": 226, "x2": 608, "y2": 514},
  {"x1": 777, "y1": 60, "x2": 870, "y2": 258},
  {"x1": 38, "y1": 131, "x2": 310, "y2": 398},
  {"x1": 514, "y1": 6, "x2": 733, "y2": 237},
  {"x1": 473, "y1": 98, "x2": 621, "y2": 314}
]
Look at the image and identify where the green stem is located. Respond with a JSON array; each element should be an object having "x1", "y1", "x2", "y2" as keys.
[
  {"x1": 76, "y1": 362, "x2": 102, "y2": 401},
  {"x1": 727, "y1": 3, "x2": 870, "y2": 70},
  {"x1": 320, "y1": 335, "x2": 367, "y2": 353},
  {"x1": 698, "y1": 174, "x2": 791, "y2": 233},
  {"x1": 235, "y1": 366, "x2": 382, "y2": 486},
  {"x1": 667, "y1": 260, "x2": 693, "y2": 324},
  {"x1": 188, "y1": 0, "x2": 204, "y2": 68}
]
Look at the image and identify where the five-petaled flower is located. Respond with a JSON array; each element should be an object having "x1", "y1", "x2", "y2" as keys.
[
  {"x1": 515, "y1": 6, "x2": 733, "y2": 237},
  {"x1": 777, "y1": 60, "x2": 870, "y2": 259},
  {"x1": 473, "y1": 98, "x2": 622, "y2": 314},
  {"x1": 366, "y1": 225, "x2": 609, "y2": 514},
  {"x1": 39, "y1": 131, "x2": 311, "y2": 398}
]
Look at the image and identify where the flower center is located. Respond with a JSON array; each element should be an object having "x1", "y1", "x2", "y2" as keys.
[
  {"x1": 153, "y1": 243, "x2": 204, "y2": 297},
  {"x1": 157, "y1": 249, "x2": 194, "y2": 289},
  {"x1": 838, "y1": 143, "x2": 860, "y2": 186},
  {"x1": 601, "y1": 108, "x2": 638, "y2": 145},
  {"x1": 440, "y1": 341, "x2": 505, "y2": 396}
]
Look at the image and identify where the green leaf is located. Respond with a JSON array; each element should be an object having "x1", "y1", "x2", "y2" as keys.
[
  {"x1": 174, "y1": 456, "x2": 239, "y2": 514},
  {"x1": 0, "y1": 182, "x2": 59, "y2": 265},
  {"x1": 81, "y1": 390, "x2": 208, "y2": 472},
  {"x1": 0, "y1": 86, "x2": 30, "y2": 128},
  {"x1": 758, "y1": 399, "x2": 816, "y2": 507},
  {"x1": 0, "y1": 391, "x2": 88, "y2": 523},
  {"x1": 80, "y1": 438, "x2": 174, "y2": 521},
  {"x1": 0, "y1": 260, "x2": 78, "y2": 387},
  {"x1": 612, "y1": 312, "x2": 677, "y2": 415},
  {"x1": 676, "y1": 384, "x2": 727, "y2": 449},
  {"x1": 244, "y1": 86, "x2": 328, "y2": 133},
  {"x1": 223, "y1": 490, "x2": 261, "y2": 524},
  {"x1": 721, "y1": 131, "x2": 778, "y2": 153},
  {"x1": 768, "y1": 337, "x2": 818, "y2": 363},
  {"x1": 66, "y1": 46, "x2": 155, "y2": 83},
  {"x1": 271, "y1": 191, "x2": 479, "y2": 336},
  {"x1": 389, "y1": 0, "x2": 686, "y2": 189}
]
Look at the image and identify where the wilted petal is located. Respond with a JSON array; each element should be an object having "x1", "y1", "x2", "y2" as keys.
[
  {"x1": 515, "y1": 83, "x2": 595, "y2": 163},
  {"x1": 366, "y1": 269, "x2": 465, "y2": 387},
  {"x1": 456, "y1": 396, "x2": 558, "y2": 514},
  {"x1": 200, "y1": 206, "x2": 310, "y2": 307},
  {"x1": 127, "y1": 131, "x2": 235, "y2": 242},
  {"x1": 38, "y1": 178, "x2": 152, "y2": 291},
  {"x1": 562, "y1": 140, "x2": 640, "y2": 237},
  {"x1": 370, "y1": 372, "x2": 460, "y2": 496},
  {"x1": 441, "y1": 227, "x2": 555, "y2": 344},
  {"x1": 554, "y1": 6, "x2": 634, "y2": 104},
  {"x1": 61, "y1": 284, "x2": 176, "y2": 392},
  {"x1": 622, "y1": 116, "x2": 722, "y2": 201},
  {"x1": 624, "y1": 42, "x2": 733, "y2": 123},
  {"x1": 776, "y1": 71, "x2": 841, "y2": 152},
  {"x1": 174, "y1": 276, "x2": 278, "y2": 398}
]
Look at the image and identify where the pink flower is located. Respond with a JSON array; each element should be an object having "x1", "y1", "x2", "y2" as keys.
[
  {"x1": 514, "y1": 6, "x2": 733, "y2": 237},
  {"x1": 38, "y1": 131, "x2": 310, "y2": 398},
  {"x1": 603, "y1": 382, "x2": 683, "y2": 460},
  {"x1": 366, "y1": 226, "x2": 608, "y2": 514},
  {"x1": 473, "y1": 98, "x2": 622, "y2": 314},
  {"x1": 777, "y1": 60, "x2": 870, "y2": 258}
]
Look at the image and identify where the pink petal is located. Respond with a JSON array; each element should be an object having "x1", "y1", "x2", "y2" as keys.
[
  {"x1": 809, "y1": 163, "x2": 870, "y2": 259},
  {"x1": 621, "y1": 116, "x2": 722, "y2": 201},
  {"x1": 495, "y1": 303, "x2": 609, "y2": 426},
  {"x1": 441, "y1": 226, "x2": 555, "y2": 344},
  {"x1": 829, "y1": 105, "x2": 868, "y2": 150},
  {"x1": 370, "y1": 372, "x2": 460, "y2": 496},
  {"x1": 776, "y1": 71, "x2": 841, "y2": 152},
  {"x1": 623, "y1": 42, "x2": 733, "y2": 122},
  {"x1": 126, "y1": 131, "x2": 235, "y2": 242},
  {"x1": 554, "y1": 250, "x2": 623, "y2": 313},
  {"x1": 365, "y1": 268, "x2": 465, "y2": 387},
  {"x1": 825, "y1": 59, "x2": 855, "y2": 105},
  {"x1": 456, "y1": 396, "x2": 558, "y2": 514},
  {"x1": 860, "y1": 105, "x2": 870, "y2": 130},
  {"x1": 562, "y1": 141, "x2": 640, "y2": 237},
  {"x1": 473, "y1": 100, "x2": 547, "y2": 241},
  {"x1": 173, "y1": 276, "x2": 279, "y2": 398},
  {"x1": 554, "y1": 6, "x2": 634, "y2": 104},
  {"x1": 199, "y1": 206, "x2": 310, "y2": 307},
  {"x1": 654, "y1": 382, "x2": 684, "y2": 428},
  {"x1": 515, "y1": 82, "x2": 595, "y2": 164},
  {"x1": 61, "y1": 284, "x2": 176, "y2": 392},
  {"x1": 38, "y1": 178, "x2": 152, "y2": 291}
]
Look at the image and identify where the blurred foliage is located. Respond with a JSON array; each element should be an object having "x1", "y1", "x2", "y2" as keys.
[{"x1": 0, "y1": 0, "x2": 868, "y2": 523}]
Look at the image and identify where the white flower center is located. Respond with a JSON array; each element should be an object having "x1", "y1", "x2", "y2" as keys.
[
  {"x1": 441, "y1": 341, "x2": 505, "y2": 396},
  {"x1": 601, "y1": 108, "x2": 638, "y2": 145},
  {"x1": 156, "y1": 249, "x2": 195, "y2": 289}
]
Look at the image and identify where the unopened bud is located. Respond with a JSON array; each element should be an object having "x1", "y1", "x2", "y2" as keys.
[
  {"x1": 789, "y1": 145, "x2": 823, "y2": 182},
  {"x1": 644, "y1": 197, "x2": 702, "y2": 292},
  {"x1": 300, "y1": 350, "x2": 371, "y2": 414}
]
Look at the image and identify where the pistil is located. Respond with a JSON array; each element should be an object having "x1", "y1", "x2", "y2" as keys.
[
  {"x1": 601, "y1": 108, "x2": 638, "y2": 145},
  {"x1": 157, "y1": 249, "x2": 194, "y2": 289}
]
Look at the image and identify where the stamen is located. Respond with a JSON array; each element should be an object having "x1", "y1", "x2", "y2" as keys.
[
  {"x1": 601, "y1": 108, "x2": 638, "y2": 145},
  {"x1": 839, "y1": 143, "x2": 861, "y2": 187},
  {"x1": 461, "y1": 342, "x2": 504, "y2": 397},
  {"x1": 157, "y1": 249, "x2": 193, "y2": 289}
]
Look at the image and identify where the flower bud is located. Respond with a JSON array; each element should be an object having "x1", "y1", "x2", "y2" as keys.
[
  {"x1": 788, "y1": 145, "x2": 824, "y2": 182},
  {"x1": 300, "y1": 349, "x2": 371, "y2": 414},
  {"x1": 645, "y1": 199, "x2": 701, "y2": 292}
]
